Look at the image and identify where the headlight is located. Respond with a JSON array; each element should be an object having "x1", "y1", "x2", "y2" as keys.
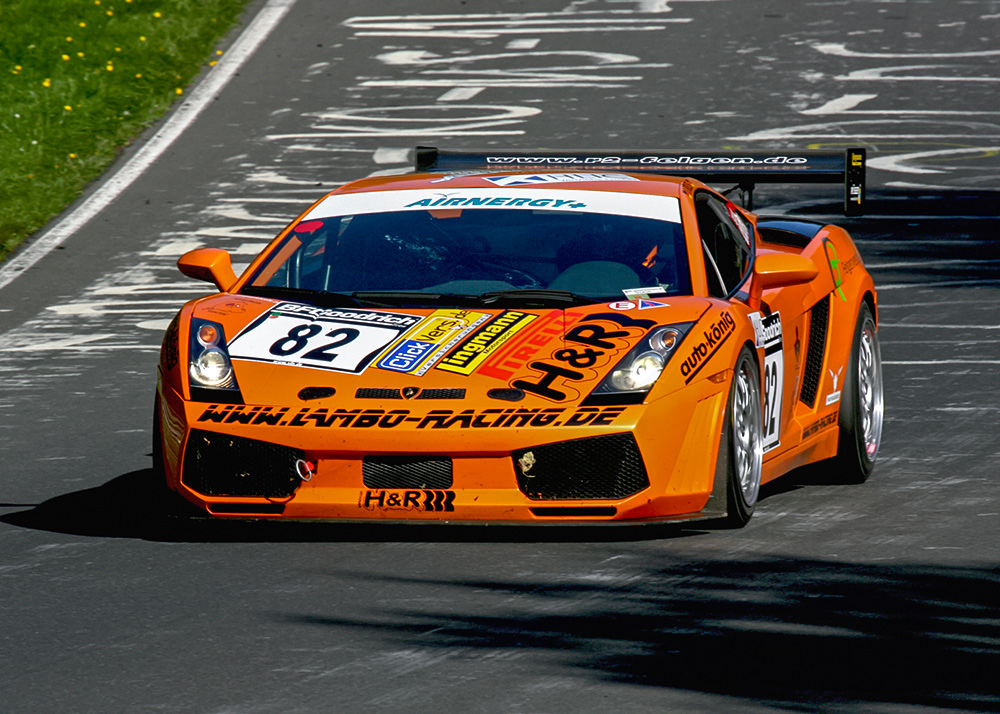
[
  {"x1": 608, "y1": 350, "x2": 665, "y2": 391},
  {"x1": 589, "y1": 323, "x2": 692, "y2": 400},
  {"x1": 188, "y1": 318, "x2": 240, "y2": 397},
  {"x1": 191, "y1": 347, "x2": 233, "y2": 387}
]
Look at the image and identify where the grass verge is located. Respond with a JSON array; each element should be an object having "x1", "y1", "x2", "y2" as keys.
[{"x1": 0, "y1": 0, "x2": 253, "y2": 264}]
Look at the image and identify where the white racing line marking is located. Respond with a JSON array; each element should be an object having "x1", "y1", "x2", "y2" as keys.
[
  {"x1": 0, "y1": 0, "x2": 298, "y2": 293},
  {"x1": 0, "y1": 2, "x2": 694, "y2": 385},
  {"x1": 0, "y1": 1, "x2": 996, "y2": 402}
]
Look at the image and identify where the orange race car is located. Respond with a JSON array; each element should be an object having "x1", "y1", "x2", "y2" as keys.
[{"x1": 154, "y1": 147, "x2": 882, "y2": 527}]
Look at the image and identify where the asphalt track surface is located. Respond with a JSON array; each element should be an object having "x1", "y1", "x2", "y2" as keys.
[{"x1": 1, "y1": 1, "x2": 999, "y2": 712}]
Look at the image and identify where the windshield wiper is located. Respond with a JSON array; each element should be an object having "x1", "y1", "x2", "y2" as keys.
[
  {"x1": 241, "y1": 286, "x2": 363, "y2": 307},
  {"x1": 476, "y1": 289, "x2": 596, "y2": 308},
  {"x1": 350, "y1": 291, "x2": 479, "y2": 307}
]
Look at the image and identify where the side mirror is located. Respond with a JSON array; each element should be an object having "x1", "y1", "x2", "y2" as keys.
[
  {"x1": 177, "y1": 248, "x2": 237, "y2": 292},
  {"x1": 748, "y1": 252, "x2": 819, "y2": 308}
]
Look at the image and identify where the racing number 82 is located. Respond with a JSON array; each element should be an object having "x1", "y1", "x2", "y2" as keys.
[{"x1": 269, "y1": 324, "x2": 361, "y2": 362}]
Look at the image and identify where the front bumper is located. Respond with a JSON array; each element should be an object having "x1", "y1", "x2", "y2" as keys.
[{"x1": 157, "y1": 380, "x2": 728, "y2": 523}]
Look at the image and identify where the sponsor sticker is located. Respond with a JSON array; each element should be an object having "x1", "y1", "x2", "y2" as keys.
[
  {"x1": 436, "y1": 311, "x2": 538, "y2": 375},
  {"x1": 359, "y1": 489, "x2": 456, "y2": 512},
  {"x1": 826, "y1": 366, "x2": 844, "y2": 406},
  {"x1": 823, "y1": 238, "x2": 848, "y2": 302},
  {"x1": 803, "y1": 411, "x2": 838, "y2": 440},
  {"x1": 303, "y1": 189, "x2": 682, "y2": 224},
  {"x1": 226, "y1": 302, "x2": 419, "y2": 374},
  {"x1": 750, "y1": 311, "x2": 784, "y2": 452},
  {"x1": 511, "y1": 312, "x2": 654, "y2": 402},
  {"x1": 477, "y1": 310, "x2": 573, "y2": 382},
  {"x1": 622, "y1": 286, "x2": 668, "y2": 299},
  {"x1": 609, "y1": 301, "x2": 636, "y2": 311},
  {"x1": 485, "y1": 173, "x2": 639, "y2": 187},
  {"x1": 377, "y1": 309, "x2": 491, "y2": 375},
  {"x1": 196, "y1": 404, "x2": 628, "y2": 429},
  {"x1": 726, "y1": 202, "x2": 753, "y2": 246},
  {"x1": 679, "y1": 311, "x2": 737, "y2": 384}
]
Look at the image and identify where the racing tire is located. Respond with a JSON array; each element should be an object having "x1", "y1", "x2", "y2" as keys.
[
  {"x1": 722, "y1": 347, "x2": 764, "y2": 528},
  {"x1": 829, "y1": 301, "x2": 884, "y2": 483}
]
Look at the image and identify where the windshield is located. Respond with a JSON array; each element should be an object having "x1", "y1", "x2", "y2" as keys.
[{"x1": 243, "y1": 195, "x2": 690, "y2": 307}]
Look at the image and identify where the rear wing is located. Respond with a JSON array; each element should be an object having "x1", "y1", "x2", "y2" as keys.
[{"x1": 415, "y1": 146, "x2": 866, "y2": 217}]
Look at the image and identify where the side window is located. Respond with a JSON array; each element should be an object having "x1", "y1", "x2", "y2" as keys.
[{"x1": 694, "y1": 192, "x2": 753, "y2": 297}]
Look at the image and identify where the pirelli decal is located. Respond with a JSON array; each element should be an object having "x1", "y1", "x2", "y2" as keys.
[
  {"x1": 436, "y1": 310, "x2": 537, "y2": 375},
  {"x1": 197, "y1": 404, "x2": 626, "y2": 429}
]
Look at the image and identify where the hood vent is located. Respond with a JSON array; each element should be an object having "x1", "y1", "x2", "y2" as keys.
[{"x1": 298, "y1": 387, "x2": 336, "y2": 401}]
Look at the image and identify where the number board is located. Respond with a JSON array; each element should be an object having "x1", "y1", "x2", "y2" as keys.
[
  {"x1": 750, "y1": 311, "x2": 784, "y2": 453},
  {"x1": 227, "y1": 303, "x2": 422, "y2": 374}
]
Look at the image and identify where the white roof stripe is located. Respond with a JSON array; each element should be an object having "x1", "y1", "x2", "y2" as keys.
[{"x1": 304, "y1": 188, "x2": 681, "y2": 223}]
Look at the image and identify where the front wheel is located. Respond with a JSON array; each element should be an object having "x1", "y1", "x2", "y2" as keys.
[{"x1": 723, "y1": 347, "x2": 764, "y2": 527}]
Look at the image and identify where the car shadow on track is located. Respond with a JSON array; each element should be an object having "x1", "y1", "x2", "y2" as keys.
[
  {"x1": 276, "y1": 558, "x2": 1000, "y2": 711},
  {"x1": 0, "y1": 468, "x2": 712, "y2": 543}
]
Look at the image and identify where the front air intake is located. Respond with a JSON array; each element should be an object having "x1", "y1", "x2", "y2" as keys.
[
  {"x1": 512, "y1": 433, "x2": 649, "y2": 500},
  {"x1": 182, "y1": 430, "x2": 303, "y2": 498},
  {"x1": 800, "y1": 295, "x2": 830, "y2": 407},
  {"x1": 363, "y1": 456, "x2": 454, "y2": 489}
]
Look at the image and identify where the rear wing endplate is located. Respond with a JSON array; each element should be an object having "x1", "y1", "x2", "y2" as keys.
[{"x1": 415, "y1": 146, "x2": 866, "y2": 217}]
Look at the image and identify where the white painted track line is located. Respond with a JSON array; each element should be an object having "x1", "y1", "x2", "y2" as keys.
[{"x1": 0, "y1": 0, "x2": 298, "y2": 292}]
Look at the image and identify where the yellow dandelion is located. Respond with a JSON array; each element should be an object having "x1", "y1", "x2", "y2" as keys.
[
  {"x1": 79, "y1": 22, "x2": 86, "y2": 27},
  {"x1": 11, "y1": 69, "x2": 19, "y2": 75},
  {"x1": 43, "y1": 78, "x2": 52, "y2": 87},
  {"x1": 135, "y1": 73, "x2": 142, "y2": 78},
  {"x1": 154, "y1": 11, "x2": 162, "y2": 18},
  {"x1": 62, "y1": 54, "x2": 71, "y2": 61},
  {"x1": 216, "y1": 50, "x2": 223, "y2": 56},
  {"x1": 70, "y1": 153, "x2": 77, "y2": 158},
  {"x1": 209, "y1": 61, "x2": 218, "y2": 66},
  {"x1": 66, "y1": 36, "x2": 73, "y2": 42},
  {"x1": 175, "y1": 88, "x2": 183, "y2": 94},
  {"x1": 140, "y1": 36, "x2": 146, "y2": 42},
  {"x1": 64, "y1": 105, "x2": 72, "y2": 111},
  {"x1": 77, "y1": 52, "x2": 85, "y2": 58},
  {"x1": 106, "y1": 65, "x2": 114, "y2": 71},
  {"x1": 107, "y1": 10, "x2": 113, "y2": 16},
  {"x1": 95, "y1": 0, "x2": 100, "y2": 4},
  {"x1": 115, "y1": 47, "x2": 121, "y2": 52},
  {"x1": 15, "y1": 65, "x2": 22, "y2": 70}
]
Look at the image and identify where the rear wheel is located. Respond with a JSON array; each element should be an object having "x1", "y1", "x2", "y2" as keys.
[
  {"x1": 723, "y1": 347, "x2": 764, "y2": 527},
  {"x1": 831, "y1": 301, "x2": 884, "y2": 483}
]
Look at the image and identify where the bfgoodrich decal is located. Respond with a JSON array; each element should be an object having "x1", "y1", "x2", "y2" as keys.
[{"x1": 227, "y1": 303, "x2": 418, "y2": 374}]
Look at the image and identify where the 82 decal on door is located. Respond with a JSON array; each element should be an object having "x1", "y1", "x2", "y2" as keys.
[
  {"x1": 750, "y1": 311, "x2": 783, "y2": 453},
  {"x1": 227, "y1": 303, "x2": 420, "y2": 373}
]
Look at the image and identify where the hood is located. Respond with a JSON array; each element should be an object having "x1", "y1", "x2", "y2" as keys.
[{"x1": 191, "y1": 294, "x2": 712, "y2": 408}]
